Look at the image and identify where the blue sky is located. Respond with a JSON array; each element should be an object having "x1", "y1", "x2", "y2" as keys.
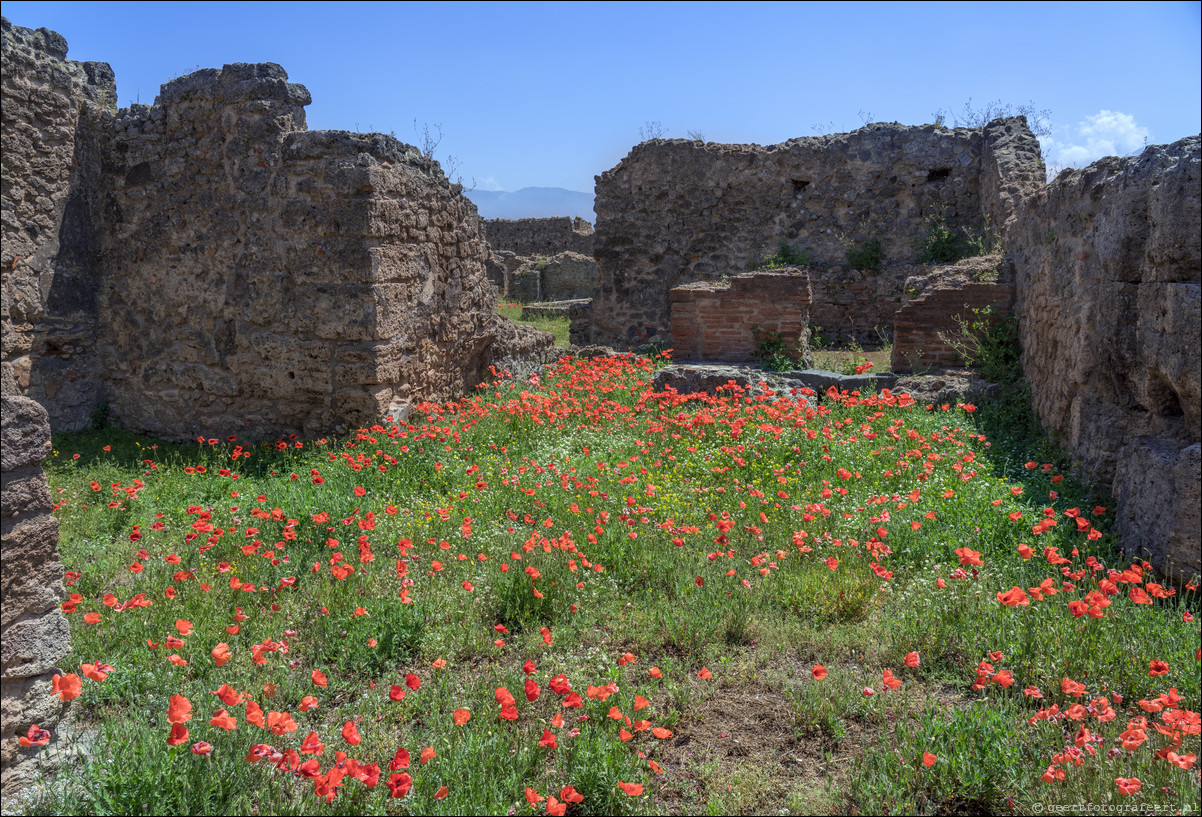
[{"x1": 5, "y1": 1, "x2": 1199, "y2": 193}]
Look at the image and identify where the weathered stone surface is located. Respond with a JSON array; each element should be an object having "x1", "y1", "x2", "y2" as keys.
[
  {"x1": 1, "y1": 17, "x2": 115, "y2": 430},
  {"x1": 1009, "y1": 135, "x2": 1201, "y2": 581},
  {"x1": 0, "y1": 392, "x2": 66, "y2": 791},
  {"x1": 0, "y1": 396, "x2": 51, "y2": 470},
  {"x1": 483, "y1": 218, "x2": 597, "y2": 303},
  {"x1": 584, "y1": 119, "x2": 1044, "y2": 349},
  {"x1": 0, "y1": 467, "x2": 52, "y2": 519}
]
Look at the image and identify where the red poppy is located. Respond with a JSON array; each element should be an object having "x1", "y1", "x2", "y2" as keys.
[
  {"x1": 1114, "y1": 778, "x2": 1141, "y2": 796},
  {"x1": 546, "y1": 796, "x2": 566, "y2": 816},
  {"x1": 17, "y1": 725, "x2": 51, "y2": 748},
  {"x1": 406, "y1": 673, "x2": 421, "y2": 691},
  {"x1": 697, "y1": 668, "x2": 712, "y2": 679},
  {"x1": 387, "y1": 772, "x2": 413, "y2": 798},
  {"x1": 617, "y1": 781, "x2": 644, "y2": 796},
  {"x1": 167, "y1": 722, "x2": 189, "y2": 746},
  {"x1": 312, "y1": 670, "x2": 328, "y2": 688},
  {"x1": 301, "y1": 731, "x2": 324, "y2": 755},
  {"x1": 434, "y1": 786, "x2": 449, "y2": 800},
  {"x1": 1148, "y1": 659, "x2": 1170, "y2": 676},
  {"x1": 209, "y1": 709, "x2": 237, "y2": 730},
  {"x1": 812, "y1": 665, "x2": 828, "y2": 680},
  {"x1": 191, "y1": 741, "x2": 214, "y2": 757},
  {"x1": 299, "y1": 696, "x2": 319, "y2": 712},
  {"x1": 420, "y1": 746, "x2": 436, "y2": 764},
  {"x1": 167, "y1": 694, "x2": 192, "y2": 723},
  {"x1": 342, "y1": 720, "x2": 361, "y2": 745},
  {"x1": 453, "y1": 708, "x2": 471, "y2": 726},
  {"x1": 922, "y1": 752, "x2": 937, "y2": 767},
  {"x1": 538, "y1": 729, "x2": 558, "y2": 748}
]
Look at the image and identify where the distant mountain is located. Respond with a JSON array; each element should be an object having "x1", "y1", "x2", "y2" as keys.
[{"x1": 466, "y1": 187, "x2": 595, "y2": 221}]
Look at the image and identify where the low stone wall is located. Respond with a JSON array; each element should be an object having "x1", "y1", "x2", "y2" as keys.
[
  {"x1": 488, "y1": 250, "x2": 597, "y2": 303},
  {"x1": 1009, "y1": 135, "x2": 1201, "y2": 581},
  {"x1": 669, "y1": 270, "x2": 812, "y2": 364},
  {"x1": 1, "y1": 395, "x2": 69, "y2": 793}
]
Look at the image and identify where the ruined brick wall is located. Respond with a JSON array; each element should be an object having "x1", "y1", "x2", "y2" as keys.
[
  {"x1": 1, "y1": 18, "x2": 116, "y2": 430},
  {"x1": 1, "y1": 395, "x2": 70, "y2": 793},
  {"x1": 808, "y1": 266, "x2": 915, "y2": 345},
  {"x1": 669, "y1": 270, "x2": 812, "y2": 364},
  {"x1": 1009, "y1": 136, "x2": 1201, "y2": 581},
  {"x1": 483, "y1": 216, "x2": 594, "y2": 257},
  {"x1": 891, "y1": 281, "x2": 1014, "y2": 371},
  {"x1": 585, "y1": 119, "x2": 1044, "y2": 349}
]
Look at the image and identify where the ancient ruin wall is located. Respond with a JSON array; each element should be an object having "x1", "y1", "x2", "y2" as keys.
[
  {"x1": 586, "y1": 119, "x2": 1044, "y2": 349},
  {"x1": 2, "y1": 18, "x2": 548, "y2": 442},
  {"x1": 1010, "y1": 136, "x2": 1201, "y2": 580},
  {"x1": 1, "y1": 18, "x2": 116, "y2": 430},
  {"x1": 95, "y1": 62, "x2": 516, "y2": 440},
  {"x1": 669, "y1": 270, "x2": 812, "y2": 364},
  {"x1": 1, "y1": 395, "x2": 70, "y2": 793},
  {"x1": 483, "y1": 216, "x2": 594, "y2": 257}
]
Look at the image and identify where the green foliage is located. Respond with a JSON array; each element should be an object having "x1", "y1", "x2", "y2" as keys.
[
  {"x1": 939, "y1": 306, "x2": 1021, "y2": 385},
  {"x1": 90, "y1": 401, "x2": 111, "y2": 431},
  {"x1": 844, "y1": 237, "x2": 885, "y2": 271},
  {"x1": 755, "y1": 238, "x2": 814, "y2": 270},
  {"x1": 752, "y1": 328, "x2": 796, "y2": 371},
  {"x1": 913, "y1": 211, "x2": 997, "y2": 265}
]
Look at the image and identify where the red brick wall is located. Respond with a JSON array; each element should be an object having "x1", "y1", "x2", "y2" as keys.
[
  {"x1": 670, "y1": 270, "x2": 812, "y2": 363},
  {"x1": 891, "y1": 283, "x2": 1014, "y2": 372}
]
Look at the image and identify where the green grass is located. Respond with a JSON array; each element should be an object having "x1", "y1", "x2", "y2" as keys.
[
  {"x1": 16, "y1": 350, "x2": 1200, "y2": 816},
  {"x1": 497, "y1": 301, "x2": 571, "y2": 348}
]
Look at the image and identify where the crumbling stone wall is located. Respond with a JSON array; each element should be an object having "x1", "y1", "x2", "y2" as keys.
[
  {"x1": 95, "y1": 63, "x2": 522, "y2": 440},
  {"x1": 669, "y1": 270, "x2": 812, "y2": 364},
  {"x1": 1, "y1": 395, "x2": 70, "y2": 793},
  {"x1": 483, "y1": 216, "x2": 594, "y2": 257},
  {"x1": 1, "y1": 18, "x2": 116, "y2": 430},
  {"x1": 2, "y1": 19, "x2": 548, "y2": 442},
  {"x1": 584, "y1": 119, "x2": 1044, "y2": 349},
  {"x1": 1009, "y1": 136, "x2": 1201, "y2": 581},
  {"x1": 891, "y1": 255, "x2": 1014, "y2": 372},
  {"x1": 808, "y1": 266, "x2": 915, "y2": 345}
]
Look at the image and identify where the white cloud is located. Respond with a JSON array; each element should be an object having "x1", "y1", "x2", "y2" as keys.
[
  {"x1": 474, "y1": 176, "x2": 504, "y2": 191},
  {"x1": 1041, "y1": 110, "x2": 1151, "y2": 176}
]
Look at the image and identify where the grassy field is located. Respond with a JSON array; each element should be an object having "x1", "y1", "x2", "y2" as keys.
[
  {"x1": 498, "y1": 302, "x2": 571, "y2": 349},
  {"x1": 18, "y1": 351, "x2": 1200, "y2": 816}
]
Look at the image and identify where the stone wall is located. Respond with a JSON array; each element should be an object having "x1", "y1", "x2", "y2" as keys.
[
  {"x1": 808, "y1": 265, "x2": 914, "y2": 345},
  {"x1": 1, "y1": 395, "x2": 69, "y2": 793},
  {"x1": 583, "y1": 119, "x2": 1044, "y2": 349},
  {"x1": 1009, "y1": 136, "x2": 1201, "y2": 581},
  {"x1": 483, "y1": 216, "x2": 594, "y2": 257},
  {"x1": 1, "y1": 18, "x2": 116, "y2": 430},
  {"x1": 669, "y1": 270, "x2": 812, "y2": 364},
  {"x1": 1, "y1": 20, "x2": 549, "y2": 442}
]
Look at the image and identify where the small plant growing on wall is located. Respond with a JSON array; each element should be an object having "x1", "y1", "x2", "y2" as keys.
[
  {"x1": 914, "y1": 210, "x2": 998, "y2": 265},
  {"x1": 752, "y1": 328, "x2": 798, "y2": 371},
  {"x1": 844, "y1": 237, "x2": 885, "y2": 270},
  {"x1": 754, "y1": 239, "x2": 814, "y2": 270}
]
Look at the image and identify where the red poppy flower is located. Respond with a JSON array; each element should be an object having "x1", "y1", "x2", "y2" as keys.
[
  {"x1": 389, "y1": 747, "x2": 411, "y2": 770},
  {"x1": 301, "y1": 731, "x2": 324, "y2": 755},
  {"x1": 167, "y1": 722, "x2": 189, "y2": 746},
  {"x1": 167, "y1": 694, "x2": 192, "y2": 723},
  {"x1": 617, "y1": 781, "x2": 643, "y2": 796},
  {"x1": 697, "y1": 668, "x2": 712, "y2": 679},
  {"x1": 17, "y1": 725, "x2": 51, "y2": 748},
  {"x1": 1114, "y1": 777, "x2": 1141, "y2": 796},
  {"x1": 812, "y1": 665, "x2": 827, "y2": 680},
  {"x1": 312, "y1": 670, "x2": 328, "y2": 688},
  {"x1": 453, "y1": 708, "x2": 471, "y2": 726},
  {"x1": 209, "y1": 709, "x2": 237, "y2": 730},
  {"x1": 387, "y1": 772, "x2": 412, "y2": 798},
  {"x1": 546, "y1": 795, "x2": 566, "y2": 816},
  {"x1": 922, "y1": 752, "x2": 937, "y2": 767},
  {"x1": 299, "y1": 696, "x2": 319, "y2": 712},
  {"x1": 342, "y1": 720, "x2": 361, "y2": 745},
  {"x1": 405, "y1": 673, "x2": 421, "y2": 691},
  {"x1": 1148, "y1": 659, "x2": 1170, "y2": 676}
]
